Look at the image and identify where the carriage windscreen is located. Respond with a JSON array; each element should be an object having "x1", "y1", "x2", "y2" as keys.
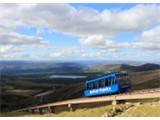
[
  {"x1": 117, "y1": 72, "x2": 129, "y2": 85},
  {"x1": 86, "y1": 75, "x2": 117, "y2": 90}
]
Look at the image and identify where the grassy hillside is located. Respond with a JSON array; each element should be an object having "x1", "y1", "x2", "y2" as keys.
[
  {"x1": 1, "y1": 62, "x2": 160, "y2": 113},
  {"x1": 121, "y1": 63, "x2": 160, "y2": 72},
  {"x1": 86, "y1": 64, "x2": 121, "y2": 73},
  {"x1": 130, "y1": 69, "x2": 160, "y2": 90},
  {"x1": 119, "y1": 103, "x2": 160, "y2": 117},
  {"x1": 1, "y1": 99, "x2": 160, "y2": 117}
]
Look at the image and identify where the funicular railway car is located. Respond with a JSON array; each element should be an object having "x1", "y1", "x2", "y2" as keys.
[{"x1": 84, "y1": 72, "x2": 131, "y2": 97}]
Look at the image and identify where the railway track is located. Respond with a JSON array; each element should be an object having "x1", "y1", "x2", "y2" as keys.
[
  {"x1": 118, "y1": 88, "x2": 160, "y2": 95},
  {"x1": 15, "y1": 88, "x2": 160, "y2": 113}
]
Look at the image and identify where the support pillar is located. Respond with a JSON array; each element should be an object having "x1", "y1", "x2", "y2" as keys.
[
  {"x1": 28, "y1": 109, "x2": 32, "y2": 113},
  {"x1": 112, "y1": 96, "x2": 117, "y2": 111},
  {"x1": 112, "y1": 100, "x2": 117, "y2": 105},
  {"x1": 39, "y1": 108, "x2": 44, "y2": 115},
  {"x1": 25, "y1": 109, "x2": 29, "y2": 112},
  {"x1": 31, "y1": 109, "x2": 35, "y2": 113},
  {"x1": 68, "y1": 104, "x2": 74, "y2": 112},
  {"x1": 48, "y1": 106, "x2": 55, "y2": 113}
]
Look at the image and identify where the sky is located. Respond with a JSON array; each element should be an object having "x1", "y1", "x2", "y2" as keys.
[{"x1": 0, "y1": 3, "x2": 160, "y2": 62}]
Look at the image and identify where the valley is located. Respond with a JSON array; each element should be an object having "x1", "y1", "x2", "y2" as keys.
[{"x1": 0, "y1": 61, "x2": 160, "y2": 114}]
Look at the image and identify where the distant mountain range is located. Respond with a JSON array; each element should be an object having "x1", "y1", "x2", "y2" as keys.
[
  {"x1": 0, "y1": 60, "x2": 160, "y2": 76},
  {"x1": 1, "y1": 60, "x2": 160, "y2": 112},
  {"x1": 121, "y1": 63, "x2": 160, "y2": 72}
]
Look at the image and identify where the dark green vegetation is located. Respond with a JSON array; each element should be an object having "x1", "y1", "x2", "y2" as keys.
[{"x1": 0, "y1": 61, "x2": 160, "y2": 113}]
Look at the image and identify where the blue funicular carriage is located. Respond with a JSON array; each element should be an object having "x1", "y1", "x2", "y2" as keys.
[{"x1": 84, "y1": 71, "x2": 131, "y2": 97}]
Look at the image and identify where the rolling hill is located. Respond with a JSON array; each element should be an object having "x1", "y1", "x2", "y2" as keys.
[
  {"x1": 0, "y1": 61, "x2": 160, "y2": 112},
  {"x1": 121, "y1": 63, "x2": 160, "y2": 72}
]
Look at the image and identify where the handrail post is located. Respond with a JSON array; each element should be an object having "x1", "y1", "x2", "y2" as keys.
[
  {"x1": 39, "y1": 108, "x2": 43, "y2": 115},
  {"x1": 68, "y1": 104, "x2": 74, "y2": 112},
  {"x1": 48, "y1": 106, "x2": 55, "y2": 113},
  {"x1": 112, "y1": 96, "x2": 117, "y2": 111}
]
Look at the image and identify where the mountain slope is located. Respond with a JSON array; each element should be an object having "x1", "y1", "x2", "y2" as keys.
[{"x1": 121, "y1": 63, "x2": 160, "y2": 72}]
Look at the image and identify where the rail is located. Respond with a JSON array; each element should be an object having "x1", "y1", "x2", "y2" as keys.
[{"x1": 15, "y1": 88, "x2": 160, "y2": 114}]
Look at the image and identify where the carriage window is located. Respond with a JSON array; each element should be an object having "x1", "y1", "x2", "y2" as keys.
[
  {"x1": 105, "y1": 78, "x2": 109, "y2": 86},
  {"x1": 99, "y1": 81, "x2": 102, "y2": 88},
  {"x1": 102, "y1": 79, "x2": 105, "y2": 87},
  {"x1": 92, "y1": 82, "x2": 95, "y2": 89},
  {"x1": 113, "y1": 79, "x2": 115, "y2": 85},
  {"x1": 87, "y1": 82, "x2": 94, "y2": 90},
  {"x1": 87, "y1": 83, "x2": 91, "y2": 90},
  {"x1": 86, "y1": 84, "x2": 89, "y2": 89},
  {"x1": 99, "y1": 79, "x2": 105, "y2": 88},
  {"x1": 90, "y1": 83, "x2": 93, "y2": 90},
  {"x1": 108, "y1": 78, "x2": 111, "y2": 86},
  {"x1": 111, "y1": 77, "x2": 113, "y2": 85},
  {"x1": 95, "y1": 81, "x2": 99, "y2": 89},
  {"x1": 92, "y1": 82, "x2": 96, "y2": 89},
  {"x1": 115, "y1": 79, "x2": 117, "y2": 84},
  {"x1": 114, "y1": 79, "x2": 118, "y2": 85},
  {"x1": 117, "y1": 74, "x2": 121, "y2": 81},
  {"x1": 110, "y1": 77, "x2": 113, "y2": 85},
  {"x1": 119, "y1": 73, "x2": 128, "y2": 81},
  {"x1": 111, "y1": 77, "x2": 115, "y2": 85}
]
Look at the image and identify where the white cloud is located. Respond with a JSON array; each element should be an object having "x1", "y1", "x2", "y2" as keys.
[
  {"x1": 1, "y1": 3, "x2": 160, "y2": 41},
  {"x1": 0, "y1": 3, "x2": 160, "y2": 60},
  {"x1": 0, "y1": 31, "x2": 49, "y2": 60},
  {"x1": 132, "y1": 26, "x2": 160, "y2": 50},
  {"x1": 79, "y1": 25, "x2": 160, "y2": 51},
  {"x1": 0, "y1": 45, "x2": 13, "y2": 54},
  {"x1": 141, "y1": 26, "x2": 160, "y2": 43},
  {"x1": 0, "y1": 32, "x2": 48, "y2": 46},
  {"x1": 48, "y1": 47, "x2": 114, "y2": 60},
  {"x1": 79, "y1": 35, "x2": 129, "y2": 50},
  {"x1": 1, "y1": 4, "x2": 160, "y2": 37},
  {"x1": 79, "y1": 35, "x2": 106, "y2": 47}
]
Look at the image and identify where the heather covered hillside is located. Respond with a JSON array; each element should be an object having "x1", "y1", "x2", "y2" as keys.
[{"x1": 0, "y1": 61, "x2": 160, "y2": 112}]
